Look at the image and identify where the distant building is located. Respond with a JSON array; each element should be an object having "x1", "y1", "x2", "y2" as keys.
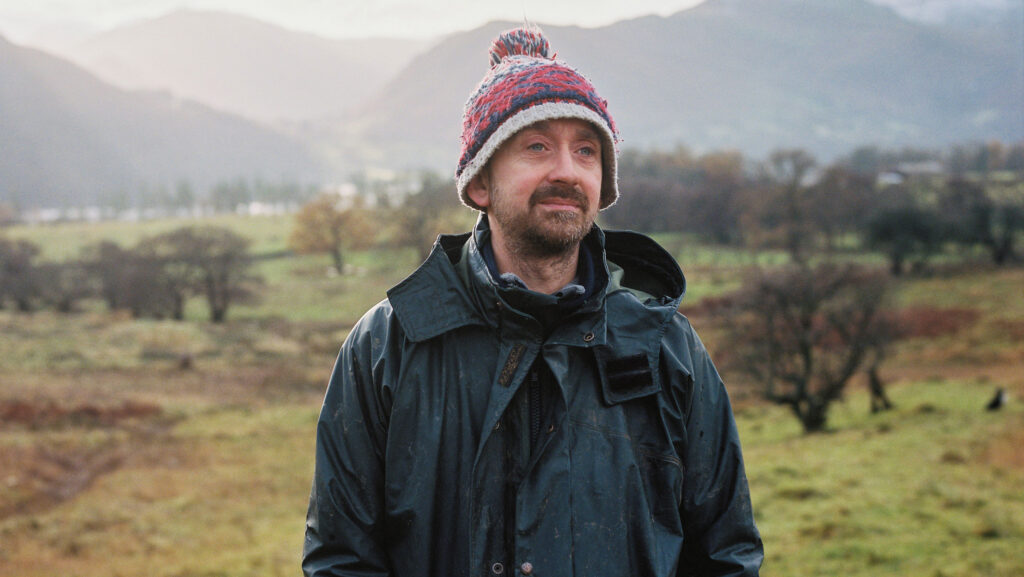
[{"x1": 877, "y1": 160, "x2": 946, "y2": 187}]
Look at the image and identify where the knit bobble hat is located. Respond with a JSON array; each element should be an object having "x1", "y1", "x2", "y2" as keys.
[{"x1": 456, "y1": 27, "x2": 620, "y2": 211}]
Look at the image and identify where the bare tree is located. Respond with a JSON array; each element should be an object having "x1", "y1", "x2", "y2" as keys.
[
  {"x1": 734, "y1": 149, "x2": 820, "y2": 262},
  {"x1": 180, "y1": 227, "x2": 256, "y2": 323},
  {"x1": 600, "y1": 176, "x2": 688, "y2": 233},
  {"x1": 725, "y1": 264, "x2": 891, "y2": 433},
  {"x1": 82, "y1": 241, "x2": 133, "y2": 311},
  {"x1": 605, "y1": 149, "x2": 747, "y2": 244},
  {"x1": 940, "y1": 177, "x2": 1024, "y2": 265},
  {"x1": 36, "y1": 262, "x2": 92, "y2": 313},
  {"x1": 136, "y1": 226, "x2": 256, "y2": 323},
  {"x1": 136, "y1": 232, "x2": 199, "y2": 320},
  {"x1": 690, "y1": 151, "x2": 746, "y2": 245},
  {"x1": 81, "y1": 240, "x2": 180, "y2": 318},
  {"x1": 806, "y1": 166, "x2": 878, "y2": 252},
  {"x1": 762, "y1": 149, "x2": 818, "y2": 264},
  {"x1": 122, "y1": 256, "x2": 181, "y2": 320},
  {"x1": 0, "y1": 237, "x2": 41, "y2": 311},
  {"x1": 865, "y1": 205, "x2": 944, "y2": 275}
]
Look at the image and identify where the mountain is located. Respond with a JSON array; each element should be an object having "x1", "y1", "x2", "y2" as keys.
[
  {"x1": 64, "y1": 10, "x2": 431, "y2": 125},
  {"x1": 0, "y1": 35, "x2": 323, "y2": 209},
  {"x1": 345, "y1": 0, "x2": 1022, "y2": 172}
]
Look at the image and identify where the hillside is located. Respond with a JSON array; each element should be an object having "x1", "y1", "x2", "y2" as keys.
[{"x1": 0, "y1": 36, "x2": 324, "y2": 209}]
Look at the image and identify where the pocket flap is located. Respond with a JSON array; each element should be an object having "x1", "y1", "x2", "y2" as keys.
[{"x1": 593, "y1": 346, "x2": 661, "y2": 405}]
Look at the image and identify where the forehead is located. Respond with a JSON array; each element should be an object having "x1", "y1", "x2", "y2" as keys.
[{"x1": 513, "y1": 118, "x2": 601, "y2": 141}]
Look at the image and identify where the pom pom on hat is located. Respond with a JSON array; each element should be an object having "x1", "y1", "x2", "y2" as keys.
[
  {"x1": 456, "y1": 26, "x2": 620, "y2": 211},
  {"x1": 488, "y1": 28, "x2": 551, "y2": 67}
]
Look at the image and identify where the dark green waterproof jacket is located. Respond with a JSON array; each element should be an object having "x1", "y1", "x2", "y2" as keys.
[{"x1": 304, "y1": 222, "x2": 763, "y2": 577}]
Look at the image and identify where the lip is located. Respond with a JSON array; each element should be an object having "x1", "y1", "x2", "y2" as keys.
[{"x1": 536, "y1": 198, "x2": 580, "y2": 211}]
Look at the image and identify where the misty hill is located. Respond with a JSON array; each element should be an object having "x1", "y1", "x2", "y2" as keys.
[
  {"x1": 66, "y1": 10, "x2": 431, "y2": 124},
  {"x1": 0, "y1": 35, "x2": 323, "y2": 209},
  {"x1": 345, "y1": 0, "x2": 1022, "y2": 172}
]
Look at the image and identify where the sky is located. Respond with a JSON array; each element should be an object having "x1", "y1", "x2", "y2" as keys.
[
  {"x1": 0, "y1": 0, "x2": 710, "y2": 45},
  {"x1": 1, "y1": 0, "x2": 1014, "y2": 49}
]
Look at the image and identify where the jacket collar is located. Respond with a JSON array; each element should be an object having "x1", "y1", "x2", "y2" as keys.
[
  {"x1": 386, "y1": 218, "x2": 686, "y2": 345},
  {"x1": 385, "y1": 231, "x2": 484, "y2": 342}
]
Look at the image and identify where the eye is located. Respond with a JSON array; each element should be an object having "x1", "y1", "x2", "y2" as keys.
[
  {"x1": 579, "y1": 145, "x2": 597, "y2": 157},
  {"x1": 527, "y1": 142, "x2": 546, "y2": 152}
]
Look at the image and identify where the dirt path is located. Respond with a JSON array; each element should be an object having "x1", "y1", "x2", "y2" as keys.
[{"x1": 0, "y1": 399, "x2": 175, "y2": 520}]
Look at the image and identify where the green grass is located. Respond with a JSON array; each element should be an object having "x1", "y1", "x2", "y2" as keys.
[
  {"x1": 233, "y1": 247, "x2": 421, "y2": 323},
  {"x1": 3, "y1": 376, "x2": 1019, "y2": 577},
  {"x1": 0, "y1": 310, "x2": 324, "y2": 372},
  {"x1": 893, "y1": 266, "x2": 1024, "y2": 318},
  {"x1": 645, "y1": 233, "x2": 789, "y2": 305},
  {"x1": 743, "y1": 381, "x2": 1024, "y2": 577}
]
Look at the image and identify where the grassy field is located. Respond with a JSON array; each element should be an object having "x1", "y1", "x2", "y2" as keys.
[
  {"x1": 1, "y1": 215, "x2": 1022, "y2": 576},
  {"x1": 4, "y1": 214, "x2": 294, "y2": 261}
]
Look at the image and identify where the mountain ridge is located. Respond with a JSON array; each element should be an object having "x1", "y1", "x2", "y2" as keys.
[
  {"x1": 66, "y1": 9, "x2": 431, "y2": 124},
  {"x1": 0, "y1": 35, "x2": 324, "y2": 209}
]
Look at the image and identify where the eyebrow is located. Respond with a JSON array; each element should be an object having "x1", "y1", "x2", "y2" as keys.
[
  {"x1": 575, "y1": 125, "x2": 601, "y2": 143},
  {"x1": 522, "y1": 121, "x2": 601, "y2": 143}
]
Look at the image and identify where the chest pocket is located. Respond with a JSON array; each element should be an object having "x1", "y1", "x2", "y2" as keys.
[{"x1": 593, "y1": 345, "x2": 661, "y2": 404}]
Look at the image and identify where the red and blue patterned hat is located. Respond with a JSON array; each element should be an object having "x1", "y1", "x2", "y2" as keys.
[{"x1": 456, "y1": 27, "x2": 620, "y2": 210}]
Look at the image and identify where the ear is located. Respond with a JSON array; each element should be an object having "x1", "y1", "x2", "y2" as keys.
[{"x1": 466, "y1": 171, "x2": 491, "y2": 209}]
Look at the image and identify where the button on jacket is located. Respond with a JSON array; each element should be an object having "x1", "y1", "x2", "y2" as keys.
[{"x1": 303, "y1": 221, "x2": 763, "y2": 576}]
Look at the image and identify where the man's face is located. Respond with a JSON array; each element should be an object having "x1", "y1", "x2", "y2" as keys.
[{"x1": 467, "y1": 118, "x2": 603, "y2": 257}]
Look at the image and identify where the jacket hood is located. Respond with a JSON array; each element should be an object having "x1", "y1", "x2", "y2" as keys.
[{"x1": 603, "y1": 229, "x2": 686, "y2": 306}]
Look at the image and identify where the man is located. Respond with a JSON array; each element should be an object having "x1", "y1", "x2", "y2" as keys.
[{"x1": 304, "y1": 27, "x2": 763, "y2": 577}]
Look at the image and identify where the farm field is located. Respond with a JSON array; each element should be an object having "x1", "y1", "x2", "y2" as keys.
[{"x1": 1, "y1": 215, "x2": 1022, "y2": 576}]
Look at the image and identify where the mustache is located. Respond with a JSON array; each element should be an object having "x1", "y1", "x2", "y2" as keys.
[{"x1": 529, "y1": 185, "x2": 590, "y2": 211}]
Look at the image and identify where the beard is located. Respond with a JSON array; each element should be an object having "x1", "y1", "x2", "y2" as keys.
[{"x1": 489, "y1": 183, "x2": 595, "y2": 258}]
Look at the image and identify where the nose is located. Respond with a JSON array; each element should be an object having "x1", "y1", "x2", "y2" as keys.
[{"x1": 547, "y1": 145, "x2": 580, "y2": 185}]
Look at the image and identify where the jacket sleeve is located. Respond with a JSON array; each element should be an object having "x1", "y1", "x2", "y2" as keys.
[
  {"x1": 303, "y1": 307, "x2": 394, "y2": 577},
  {"x1": 672, "y1": 319, "x2": 763, "y2": 577}
]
